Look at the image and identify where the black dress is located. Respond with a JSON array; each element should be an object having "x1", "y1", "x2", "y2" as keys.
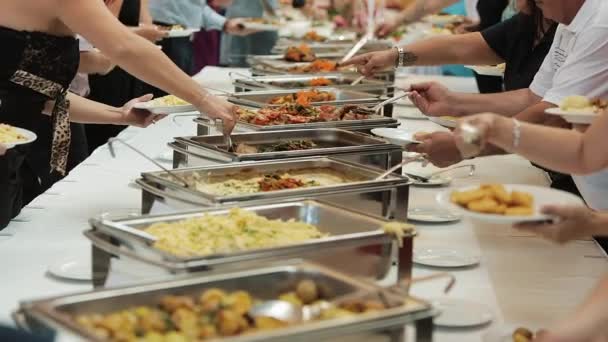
[
  {"x1": 473, "y1": 0, "x2": 509, "y2": 93},
  {"x1": 85, "y1": 0, "x2": 142, "y2": 153},
  {"x1": 0, "y1": 27, "x2": 79, "y2": 229}
]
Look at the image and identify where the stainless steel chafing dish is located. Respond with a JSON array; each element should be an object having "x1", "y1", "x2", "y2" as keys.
[
  {"x1": 84, "y1": 200, "x2": 413, "y2": 288},
  {"x1": 135, "y1": 157, "x2": 411, "y2": 221},
  {"x1": 195, "y1": 105, "x2": 400, "y2": 136},
  {"x1": 247, "y1": 54, "x2": 395, "y2": 84},
  {"x1": 228, "y1": 87, "x2": 384, "y2": 107},
  {"x1": 272, "y1": 38, "x2": 393, "y2": 54},
  {"x1": 169, "y1": 129, "x2": 403, "y2": 170},
  {"x1": 232, "y1": 73, "x2": 394, "y2": 97},
  {"x1": 15, "y1": 262, "x2": 435, "y2": 341}
]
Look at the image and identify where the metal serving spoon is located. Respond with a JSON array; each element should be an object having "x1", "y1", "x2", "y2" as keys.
[
  {"x1": 249, "y1": 272, "x2": 455, "y2": 323},
  {"x1": 375, "y1": 154, "x2": 429, "y2": 180},
  {"x1": 108, "y1": 138, "x2": 191, "y2": 188}
]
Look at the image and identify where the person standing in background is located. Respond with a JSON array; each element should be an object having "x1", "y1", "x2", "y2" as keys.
[
  {"x1": 148, "y1": 0, "x2": 255, "y2": 76},
  {"x1": 220, "y1": 0, "x2": 279, "y2": 67},
  {"x1": 85, "y1": 0, "x2": 167, "y2": 153}
]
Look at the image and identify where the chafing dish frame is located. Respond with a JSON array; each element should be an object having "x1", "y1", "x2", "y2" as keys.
[
  {"x1": 227, "y1": 87, "x2": 384, "y2": 107},
  {"x1": 195, "y1": 104, "x2": 400, "y2": 136},
  {"x1": 232, "y1": 73, "x2": 395, "y2": 97},
  {"x1": 15, "y1": 262, "x2": 435, "y2": 342},
  {"x1": 169, "y1": 129, "x2": 404, "y2": 170},
  {"x1": 135, "y1": 157, "x2": 410, "y2": 220}
]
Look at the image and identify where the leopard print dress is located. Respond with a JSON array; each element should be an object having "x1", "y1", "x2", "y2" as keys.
[{"x1": 0, "y1": 27, "x2": 78, "y2": 228}]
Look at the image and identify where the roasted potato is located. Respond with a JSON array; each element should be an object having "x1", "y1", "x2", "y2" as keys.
[
  {"x1": 296, "y1": 279, "x2": 319, "y2": 304},
  {"x1": 451, "y1": 184, "x2": 534, "y2": 216}
]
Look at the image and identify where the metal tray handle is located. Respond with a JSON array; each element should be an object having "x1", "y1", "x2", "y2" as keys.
[
  {"x1": 83, "y1": 230, "x2": 181, "y2": 272},
  {"x1": 167, "y1": 142, "x2": 211, "y2": 160},
  {"x1": 134, "y1": 179, "x2": 206, "y2": 207}
]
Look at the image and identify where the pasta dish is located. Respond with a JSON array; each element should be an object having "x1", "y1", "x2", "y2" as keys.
[
  {"x1": 144, "y1": 208, "x2": 327, "y2": 257},
  {"x1": 0, "y1": 124, "x2": 27, "y2": 144},
  {"x1": 149, "y1": 95, "x2": 190, "y2": 107}
]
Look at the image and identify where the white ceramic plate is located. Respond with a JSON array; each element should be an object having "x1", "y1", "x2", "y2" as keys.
[
  {"x1": 48, "y1": 256, "x2": 92, "y2": 281},
  {"x1": 408, "y1": 208, "x2": 461, "y2": 223},
  {"x1": 242, "y1": 20, "x2": 281, "y2": 31},
  {"x1": 165, "y1": 28, "x2": 199, "y2": 38},
  {"x1": 437, "y1": 184, "x2": 586, "y2": 224},
  {"x1": 414, "y1": 247, "x2": 480, "y2": 268},
  {"x1": 432, "y1": 298, "x2": 494, "y2": 328},
  {"x1": 545, "y1": 107, "x2": 597, "y2": 125},
  {"x1": 1, "y1": 126, "x2": 37, "y2": 149},
  {"x1": 371, "y1": 128, "x2": 421, "y2": 146},
  {"x1": 133, "y1": 101, "x2": 196, "y2": 114},
  {"x1": 465, "y1": 65, "x2": 505, "y2": 77},
  {"x1": 397, "y1": 111, "x2": 428, "y2": 120},
  {"x1": 423, "y1": 14, "x2": 464, "y2": 25},
  {"x1": 429, "y1": 116, "x2": 458, "y2": 128}
]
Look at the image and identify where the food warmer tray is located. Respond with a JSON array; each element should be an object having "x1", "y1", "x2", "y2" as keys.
[
  {"x1": 135, "y1": 157, "x2": 411, "y2": 221},
  {"x1": 169, "y1": 129, "x2": 403, "y2": 170},
  {"x1": 250, "y1": 66, "x2": 395, "y2": 84},
  {"x1": 232, "y1": 72, "x2": 395, "y2": 97},
  {"x1": 15, "y1": 262, "x2": 434, "y2": 342},
  {"x1": 272, "y1": 39, "x2": 393, "y2": 54},
  {"x1": 227, "y1": 87, "x2": 385, "y2": 108},
  {"x1": 247, "y1": 52, "x2": 344, "y2": 69},
  {"x1": 84, "y1": 200, "x2": 413, "y2": 287},
  {"x1": 194, "y1": 105, "x2": 400, "y2": 136}
]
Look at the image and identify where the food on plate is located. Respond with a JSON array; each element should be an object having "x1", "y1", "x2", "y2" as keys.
[
  {"x1": 268, "y1": 89, "x2": 336, "y2": 106},
  {"x1": 74, "y1": 278, "x2": 385, "y2": 342},
  {"x1": 450, "y1": 184, "x2": 534, "y2": 216},
  {"x1": 560, "y1": 95, "x2": 608, "y2": 114},
  {"x1": 0, "y1": 124, "x2": 27, "y2": 144},
  {"x1": 183, "y1": 167, "x2": 364, "y2": 196},
  {"x1": 144, "y1": 208, "x2": 326, "y2": 257},
  {"x1": 149, "y1": 95, "x2": 190, "y2": 107},
  {"x1": 235, "y1": 139, "x2": 318, "y2": 154},
  {"x1": 237, "y1": 104, "x2": 375, "y2": 126},
  {"x1": 289, "y1": 59, "x2": 338, "y2": 73},
  {"x1": 512, "y1": 327, "x2": 534, "y2": 342},
  {"x1": 429, "y1": 26, "x2": 454, "y2": 35},
  {"x1": 390, "y1": 28, "x2": 407, "y2": 42},
  {"x1": 244, "y1": 17, "x2": 280, "y2": 26},
  {"x1": 284, "y1": 44, "x2": 317, "y2": 62},
  {"x1": 302, "y1": 30, "x2": 327, "y2": 42},
  {"x1": 496, "y1": 63, "x2": 506, "y2": 71},
  {"x1": 310, "y1": 77, "x2": 334, "y2": 87},
  {"x1": 160, "y1": 24, "x2": 185, "y2": 31}
]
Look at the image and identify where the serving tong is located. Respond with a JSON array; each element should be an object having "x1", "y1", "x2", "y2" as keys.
[
  {"x1": 249, "y1": 272, "x2": 455, "y2": 323},
  {"x1": 375, "y1": 153, "x2": 429, "y2": 180},
  {"x1": 108, "y1": 138, "x2": 192, "y2": 189},
  {"x1": 357, "y1": 92, "x2": 411, "y2": 116},
  {"x1": 405, "y1": 164, "x2": 476, "y2": 183}
]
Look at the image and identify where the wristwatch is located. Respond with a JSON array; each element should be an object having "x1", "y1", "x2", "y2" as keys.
[{"x1": 394, "y1": 47, "x2": 405, "y2": 68}]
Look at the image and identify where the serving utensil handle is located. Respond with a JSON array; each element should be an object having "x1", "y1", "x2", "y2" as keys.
[{"x1": 108, "y1": 138, "x2": 191, "y2": 188}]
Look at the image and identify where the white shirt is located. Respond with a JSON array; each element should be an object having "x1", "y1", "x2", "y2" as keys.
[
  {"x1": 69, "y1": 37, "x2": 95, "y2": 97},
  {"x1": 529, "y1": 0, "x2": 608, "y2": 210}
]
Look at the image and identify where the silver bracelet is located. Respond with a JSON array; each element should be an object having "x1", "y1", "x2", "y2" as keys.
[
  {"x1": 512, "y1": 118, "x2": 522, "y2": 148},
  {"x1": 394, "y1": 47, "x2": 405, "y2": 68}
]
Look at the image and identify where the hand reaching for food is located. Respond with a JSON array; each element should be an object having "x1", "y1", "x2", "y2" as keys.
[
  {"x1": 408, "y1": 82, "x2": 459, "y2": 117},
  {"x1": 406, "y1": 131, "x2": 464, "y2": 168},
  {"x1": 121, "y1": 94, "x2": 167, "y2": 127},
  {"x1": 195, "y1": 94, "x2": 238, "y2": 135},
  {"x1": 453, "y1": 112, "x2": 498, "y2": 158},
  {"x1": 340, "y1": 49, "x2": 398, "y2": 77}
]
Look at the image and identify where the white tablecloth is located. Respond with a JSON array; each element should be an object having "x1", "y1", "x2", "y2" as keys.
[{"x1": 1, "y1": 67, "x2": 606, "y2": 341}]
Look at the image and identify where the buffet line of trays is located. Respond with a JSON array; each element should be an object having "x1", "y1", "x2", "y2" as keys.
[{"x1": 15, "y1": 36, "x2": 439, "y2": 341}]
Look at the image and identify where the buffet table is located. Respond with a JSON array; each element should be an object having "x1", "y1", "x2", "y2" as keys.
[{"x1": 1, "y1": 67, "x2": 606, "y2": 341}]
